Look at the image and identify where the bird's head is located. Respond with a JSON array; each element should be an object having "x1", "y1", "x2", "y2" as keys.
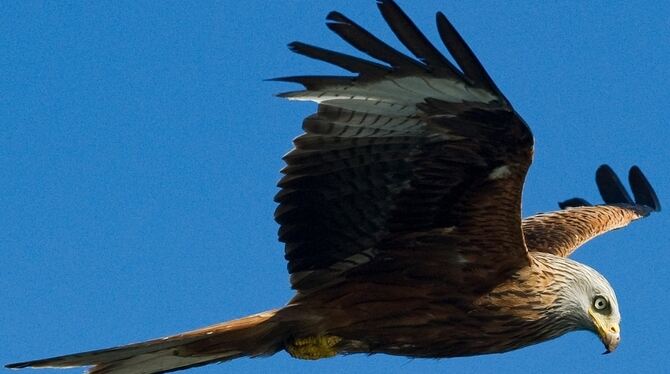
[{"x1": 556, "y1": 259, "x2": 621, "y2": 354}]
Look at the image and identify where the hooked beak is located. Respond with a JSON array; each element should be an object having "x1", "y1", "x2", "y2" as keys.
[{"x1": 588, "y1": 309, "x2": 620, "y2": 354}]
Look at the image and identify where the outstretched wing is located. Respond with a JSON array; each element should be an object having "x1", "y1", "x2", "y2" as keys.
[
  {"x1": 523, "y1": 165, "x2": 660, "y2": 257},
  {"x1": 275, "y1": 0, "x2": 534, "y2": 293}
]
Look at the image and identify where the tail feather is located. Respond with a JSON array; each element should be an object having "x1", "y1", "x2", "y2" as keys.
[
  {"x1": 6, "y1": 310, "x2": 286, "y2": 374},
  {"x1": 87, "y1": 351, "x2": 241, "y2": 374}
]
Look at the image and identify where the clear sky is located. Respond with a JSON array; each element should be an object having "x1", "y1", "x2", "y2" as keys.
[{"x1": 2, "y1": 1, "x2": 669, "y2": 373}]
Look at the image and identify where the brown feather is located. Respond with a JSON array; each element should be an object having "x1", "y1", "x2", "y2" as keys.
[
  {"x1": 7, "y1": 311, "x2": 287, "y2": 373},
  {"x1": 285, "y1": 252, "x2": 580, "y2": 358},
  {"x1": 523, "y1": 205, "x2": 649, "y2": 257}
]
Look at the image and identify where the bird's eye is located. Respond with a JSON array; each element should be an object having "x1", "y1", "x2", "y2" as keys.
[{"x1": 593, "y1": 296, "x2": 609, "y2": 311}]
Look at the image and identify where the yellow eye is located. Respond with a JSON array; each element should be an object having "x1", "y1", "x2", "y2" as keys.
[{"x1": 593, "y1": 296, "x2": 609, "y2": 311}]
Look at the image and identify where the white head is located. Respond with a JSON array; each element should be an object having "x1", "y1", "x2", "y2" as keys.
[{"x1": 550, "y1": 255, "x2": 621, "y2": 353}]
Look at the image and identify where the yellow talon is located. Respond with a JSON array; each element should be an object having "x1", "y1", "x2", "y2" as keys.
[{"x1": 286, "y1": 335, "x2": 342, "y2": 360}]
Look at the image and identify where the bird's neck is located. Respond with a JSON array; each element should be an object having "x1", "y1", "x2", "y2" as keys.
[
  {"x1": 463, "y1": 253, "x2": 591, "y2": 354},
  {"x1": 528, "y1": 252, "x2": 594, "y2": 330}
]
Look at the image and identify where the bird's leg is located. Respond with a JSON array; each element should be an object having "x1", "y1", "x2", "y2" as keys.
[{"x1": 285, "y1": 335, "x2": 342, "y2": 360}]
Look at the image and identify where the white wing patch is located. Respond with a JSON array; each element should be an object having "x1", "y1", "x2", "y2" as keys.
[
  {"x1": 488, "y1": 165, "x2": 512, "y2": 180},
  {"x1": 455, "y1": 254, "x2": 469, "y2": 264},
  {"x1": 282, "y1": 76, "x2": 497, "y2": 116}
]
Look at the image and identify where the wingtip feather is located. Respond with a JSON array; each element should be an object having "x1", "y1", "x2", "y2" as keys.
[
  {"x1": 558, "y1": 198, "x2": 592, "y2": 210},
  {"x1": 595, "y1": 164, "x2": 634, "y2": 205},
  {"x1": 629, "y1": 166, "x2": 661, "y2": 212},
  {"x1": 435, "y1": 11, "x2": 499, "y2": 93}
]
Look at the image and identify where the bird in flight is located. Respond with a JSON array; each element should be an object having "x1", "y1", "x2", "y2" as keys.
[{"x1": 7, "y1": 1, "x2": 660, "y2": 373}]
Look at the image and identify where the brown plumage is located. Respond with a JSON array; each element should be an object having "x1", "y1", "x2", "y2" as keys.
[{"x1": 6, "y1": 1, "x2": 660, "y2": 373}]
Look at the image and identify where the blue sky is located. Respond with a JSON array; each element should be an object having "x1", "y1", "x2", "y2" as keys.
[{"x1": 2, "y1": 1, "x2": 668, "y2": 373}]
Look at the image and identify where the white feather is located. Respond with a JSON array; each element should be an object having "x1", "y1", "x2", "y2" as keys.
[{"x1": 282, "y1": 76, "x2": 498, "y2": 117}]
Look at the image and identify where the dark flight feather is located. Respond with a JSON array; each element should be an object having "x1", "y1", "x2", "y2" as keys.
[
  {"x1": 436, "y1": 12, "x2": 502, "y2": 96},
  {"x1": 629, "y1": 165, "x2": 661, "y2": 212},
  {"x1": 376, "y1": 0, "x2": 461, "y2": 79},
  {"x1": 326, "y1": 11, "x2": 427, "y2": 73},
  {"x1": 596, "y1": 164, "x2": 634, "y2": 205},
  {"x1": 558, "y1": 198, "x2": 592, "y2": 209},
  {"x1": 287, "y1": 42, "x2": 390, "y2": 76}
]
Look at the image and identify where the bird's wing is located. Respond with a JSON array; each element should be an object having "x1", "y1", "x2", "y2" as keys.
[
  {"x1": 523, "y1": 165, "x2": 660, "y2": 257},
  {"x1": 275, "y1": 0, "x2": 534, "y2": 293}
]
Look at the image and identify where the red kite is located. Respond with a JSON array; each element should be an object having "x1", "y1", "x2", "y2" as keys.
[{"x1": 7, "y1": 1, "x2": 660, "y2": 373}]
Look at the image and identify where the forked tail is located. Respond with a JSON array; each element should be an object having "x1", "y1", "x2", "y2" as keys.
[{"x1": 6, "y1": 310, "x2": 287, "y2": 374}]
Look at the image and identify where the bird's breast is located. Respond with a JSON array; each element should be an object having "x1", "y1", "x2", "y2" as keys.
[{"x1": 290, "y1": 264, "x2": 563, "y2": 358}]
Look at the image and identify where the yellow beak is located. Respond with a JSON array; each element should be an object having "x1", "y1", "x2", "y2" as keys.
[{"x1": 589, "y1": 309, "x2": 620, "y2": 353}]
